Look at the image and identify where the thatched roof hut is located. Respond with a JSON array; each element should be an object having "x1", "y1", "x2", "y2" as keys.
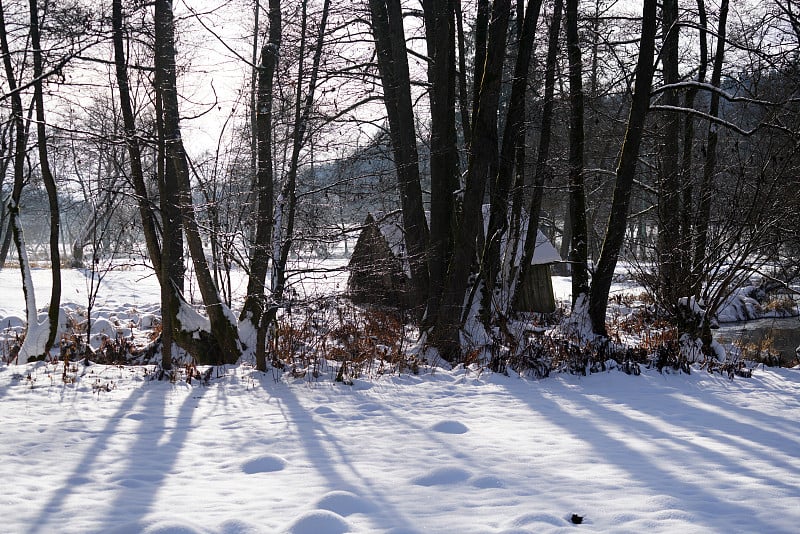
[{"x1": 347, "y1": 213, "x2": 410, "y2": 306}]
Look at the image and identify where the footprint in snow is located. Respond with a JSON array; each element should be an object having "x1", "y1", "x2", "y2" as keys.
[
  {"x1": 508, "y1": 512, "x2": 569, "y2": 528},
  {"x1": 411, "y1": 466, "x2": 471, "y2": 486},
  {"x1": 242, "y1": 454, "x2": 287, "y2": 474},
  {"x1": 316, "y1": 490, "x2": 375, "y2": 516},
  {"x1": 217, "y1": 519, "x2": 261, "y2": 533},
  {"x1": 313, "y1": 406, "x2": 339, "y2": 419},
  {"x1": 430, "y1": 420, "x2": 469, "y2": 434},
  {"x1": 357, "y1": 403, "x2": 382, "y2": 413},
  {"x1": 285, "y1": 510, "x2": 350, "y2": 534},
  {"x1": 471, "y1": 475, "x2": 506, "y2": 489}
]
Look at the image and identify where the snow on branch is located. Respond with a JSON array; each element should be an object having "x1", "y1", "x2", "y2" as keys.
[
  {"x1": 652, "y1": 81, "x2": 795, "y2": 107},
  {"x1": 650, "y1": 104, "x2": 796, "y2": 138}
]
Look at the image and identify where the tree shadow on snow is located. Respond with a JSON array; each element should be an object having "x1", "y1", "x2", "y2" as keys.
[
  {"x1": 26, "y1": 380, "x2": 206, "y2": 534},
  {"x1": 97, "y1": 382, "x2": 207, "y2": 532},
  {"x1": 504, "y1": 377, "x2": 800, "y2": 532},
  {"x1": 256, "y1": 378, "x2": 422, "y2": 533}
]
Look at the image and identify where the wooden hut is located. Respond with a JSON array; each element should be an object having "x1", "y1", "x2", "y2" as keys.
[
  {"x1": 348, "y1": 209, "x2": 560, "y2": 312},
  {"x1": 512, "y1": 230, "x2": 561, "y2": 313}
]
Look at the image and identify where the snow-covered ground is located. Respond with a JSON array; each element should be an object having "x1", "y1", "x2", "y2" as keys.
[{"x1": 1, "y1": 266, "x2": 800, "y2": 533}]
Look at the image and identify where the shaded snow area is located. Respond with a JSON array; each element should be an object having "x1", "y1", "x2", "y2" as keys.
[{"x1": 1, "y1": 362, "x2": 799, "y2": 534}]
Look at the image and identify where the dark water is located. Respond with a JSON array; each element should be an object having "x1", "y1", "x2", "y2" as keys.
[{"x1": 716, "y1": 316, "x2": 800, "y2": 364}]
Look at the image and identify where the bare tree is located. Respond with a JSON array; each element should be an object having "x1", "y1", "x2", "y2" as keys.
[
  {"x1": 565, "y1": 0, "x2": 590, "y2": 308},
  {"x1": 588, "y1": 0, "x2": 658, "y2": 336},
  {"x1": 154, "y1": 0, "x2": 242, "y2": 365},
  {"x1": 514, "y1": 0, "x2": 563, "y2": 309},
  {"x1": 240, "y1": 0, "x2": 281, "y2": 366},
  {"x1": 368, "y1": 0, "x2": 430, "y2": 315},
  {"x1": 480, "y1": 0, "x2": 543, "y2": 320},
  {"x1": 432, "y1": 0, "x2": 511, "y2": 360},
  {"x1": 423, "y1": 0, "x2": 460, "y2": 333}
]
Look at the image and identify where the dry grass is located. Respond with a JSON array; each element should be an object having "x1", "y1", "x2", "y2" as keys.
[
  {"x1": 760, "y1": 295, "x2": 797, "y2": 315},
  {"x1": 268, "y1": 301, "x2": 420, "y2": 382}
]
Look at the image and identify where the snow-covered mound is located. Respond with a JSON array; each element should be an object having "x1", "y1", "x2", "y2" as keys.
[{"x1": 717, "y1": 285, "x2": 799, "y2": 323}]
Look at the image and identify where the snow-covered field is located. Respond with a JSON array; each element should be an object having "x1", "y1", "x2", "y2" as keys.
[{"x1": 1, "y1": 266, "x2": 800, "y2": 533}]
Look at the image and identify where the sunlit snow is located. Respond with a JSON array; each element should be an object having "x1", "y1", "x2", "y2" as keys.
[{"x1": 1, "y1": 266, "x2": 799, "y2": 533}]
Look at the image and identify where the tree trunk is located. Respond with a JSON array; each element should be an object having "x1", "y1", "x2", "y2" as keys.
[
  {"x1": 565, "y1": 0, "x2": 589, "y2": 307},
  {"x1": 588, "y1": 0, "x2": 658, "y2": 336},
  {"x1": 368, "y1": 0, "x2": 430, "y2": 315},
  {"x1": 0, "y1": 1, "x2": 36, "y2": 360},
  {"x1": 422, "y1": 0, "x2": 460, "y2": 329},
  {"x1": 432, "y1": 0, "x2": 511, "y2": 360},
  {"x1": 469, "y1": 0, "x2": 490, "y2": 148},
  {"x1": 656, "y1": 0, "x2": 683, "y2": 312},
  {"x1": 154, "y1": 0, "x2": 242, "y2": 365},
  {"x1": 692, "y1": 0, "x2": 729, "y2": 296},
  {"x1": 112, "y1": 0, "x2": 163, "y2": 279},
  {"x1": 29, "y1": 0, "x2": 61, "y2": 356},
  {"x1": 241, "y1": 0, "x2": 281, "y2": 355},
  {"x1": 514, "y1": 0, "x2": 563, "y2": 308},
  {"x1": 0, "y1": 217, "x2": 12, "y2": 267},
  {"x1": 271, "y1": 0, "x2": 331, "y2": 307},
  {"x1": 455, "y1": 0, "x2": 471, "y2": 146},
  {"x1": 0, "y1": 125, "x2": 13, "y2": 268},
  {"x1": 250, "y1": 0, "x2": 260, "y2": 189},
  {"x1": 679, "y1": 0, "x2": 708, "y2": 287},
  {"x1": 481, "y1": 0, "x2": 543, "y2": 318}
]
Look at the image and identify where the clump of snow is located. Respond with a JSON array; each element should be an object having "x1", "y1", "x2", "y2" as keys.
[
  {"x1": 176, "y1": 301, "x2": 212, "y2": 339},
  {"x1": 316, "y1": 491, "x2": 376, "y2": 516},
  {"x1": 139, "y1": 313, "x2": 159, "y2": 329},
  {"x1": 717, "y1": 286, "x2": 762, "y2": 322},
  {"x1": 285, "y1": 510, "x2": 351, "y2": 534},
  {"x1": 241, "y1": 454, "x2": 287, "y2": 474},
  {"x1": 0, "y1": 315, "x2": 25, "y2": 333}
]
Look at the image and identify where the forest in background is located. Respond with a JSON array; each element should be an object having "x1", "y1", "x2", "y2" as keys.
[{"x1": 1, "y1": 0, "x2": 799, "y2": 372}]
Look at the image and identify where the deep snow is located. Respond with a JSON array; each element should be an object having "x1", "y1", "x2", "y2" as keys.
[{"x1": 1, "y1": 266, "x2": 799, "y2": 533}]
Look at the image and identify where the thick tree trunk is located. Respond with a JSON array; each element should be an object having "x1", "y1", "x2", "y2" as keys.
[
  {"x1": 588, "y1": 0, "x2": 658, "y2": 336},
  {"x1": 657, "y1": 0, "x2": 683, "y2": 312},
  {"x1": 368, "y1": 0, "x2": 430, "y2": 315},
  {"x1": 422, "y1": 0, "x2": 460, "y2": 328},
  {"x1": 565, "y1": 0, "x2": 589, "y2": 307},
  {"x1": 432, "y1": 0, "x2": 511, "y2": 360},
  {"x1": 241, "y1": 0, "x2": 281, "y2": 353}
]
